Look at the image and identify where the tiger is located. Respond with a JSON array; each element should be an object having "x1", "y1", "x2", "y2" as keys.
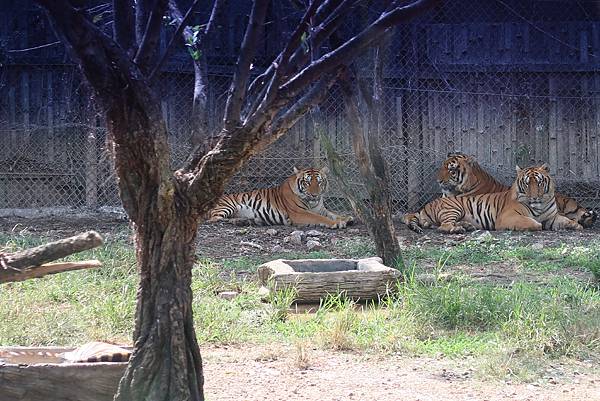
[
  {"x1": 0, "y1": 341, "x2": 131, "y2": 364},
  {"x1": 402, "y1": 164, "x2": 583, "y2": 234},
  {"x1": 437, "y1": 152, "x2": 596, "y2": 228},
  {"x1": 206, "y1": 167, "x2": 353, "y2": 229}
]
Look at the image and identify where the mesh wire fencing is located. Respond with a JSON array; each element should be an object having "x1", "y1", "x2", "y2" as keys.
[{"x1": 1, "y1": 1, "x2": 600, "y2": 217}]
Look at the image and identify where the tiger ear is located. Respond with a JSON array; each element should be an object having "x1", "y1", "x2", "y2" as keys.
[
  {"x1": 540, "y1": 163, "x2": 550, "y2": 172},
  {"x1": 515, "y1": 165, "x2": 522, "y2": 173},
  {"x1": 320, "y1": 166, "x2": 329, "y2": 175},
  {"x1": 466, "y1": 155, "x2": 477, "y2": 165},
  {"x1": 293, "y1": 166, "x2": 300, "y2": 174}
]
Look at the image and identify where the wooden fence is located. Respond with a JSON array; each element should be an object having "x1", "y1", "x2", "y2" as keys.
[{"x1": 1, "y1": 1, "x2": 600, "y2": 211}]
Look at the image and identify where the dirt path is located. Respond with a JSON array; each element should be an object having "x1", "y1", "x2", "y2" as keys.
[{"x1": 202, "y1": 345, "x2": 600, "y2": 401}]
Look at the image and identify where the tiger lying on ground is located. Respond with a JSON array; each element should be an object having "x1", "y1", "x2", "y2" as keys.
[
  {"x1": 0, "y1": 342, "x2": 131, "y2": 364},
  {"x1": 402, "y1": 164, "x2": 583, "y2": 234},
  {"x1": 437, "y1": 152, "x2": 596, "y2": 228},
  {"x1": 207, "y1": 167, "x2": 353, "y2": 229}
]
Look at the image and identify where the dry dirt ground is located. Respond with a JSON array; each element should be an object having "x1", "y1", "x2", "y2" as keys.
[
  {"x1": 1, "y1": 214, "x2": 600, "y2": 400},
  {"x1": 202, "y1": 344, "x2": 600, "y2": 401},
  {"x1": 2, "y1": 213, "x2": 600, "y2": 261}
]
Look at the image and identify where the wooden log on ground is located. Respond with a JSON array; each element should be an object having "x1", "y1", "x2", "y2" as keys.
[
  {"x1": 0, "y1": 361, "x2": 125, "y2": 401},
  {"x1": 0, "y1": 231, "x2": 103, "y2": 283},
  {"x1": 0, "y1": 260, "x2": 102, "y2": 284}
]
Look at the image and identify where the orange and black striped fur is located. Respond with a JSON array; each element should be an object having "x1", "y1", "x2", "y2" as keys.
[
  {"x1": 1, "y1": 342, "x2": 130, "y2": 364},
  {"x1": 437, "y1": 153, "x2": 596, "y2": 228},
  {"x1": 403, "y1": 164, "x2": 583, "y2": 234},
  {"x1": 207, "y1": 167, "x2": 353, "y2": 229}
]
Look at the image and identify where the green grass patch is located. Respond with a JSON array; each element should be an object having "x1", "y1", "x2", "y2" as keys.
[{"x1": 1, "y1": 232, "x2": 599, "y2": 382}]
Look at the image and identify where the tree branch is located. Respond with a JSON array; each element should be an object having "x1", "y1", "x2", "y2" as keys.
[
  {"x1": 135, "y1": 0, "x2": 152, "y2": 47},
  {"x1": 246, "y1": 0, "x2": 349, "y2": 104},
  {"x1": 222, "y1": 0, "x2": 269, "y2": 131},
  {"x1": 134, "y1": 0, "x2": 169, "y2": 73},
  {"x1": 38, "y1": 0, "x2": 173, "y2": 223},
  {"x1": 1, "y1": 261, "x2": 102, "y2": 284},
  {"x1": 180, "y1": 71, "x2": 338, "y2": 214},
  {"x1": 149, "y1": 0, "x2": 202, "y2": 81},
  {"x1": 258, "y1": 73, "x2": 338, "y2": 153},
  {"x1": 113, "y1": 0, "x2": 135, "y2": 54},
  {"x1": 170, "y1": 0, "x2": 227, "y2": 164},
  {"x1": 280, "y1": 0, "x2": 441, "y2": 100},
  {"x1": 242, "y1": 0, "x2": 324, "y2": 121},
  {"x1": 0, "y1": 231, "x2": 103, "y2": 276}
]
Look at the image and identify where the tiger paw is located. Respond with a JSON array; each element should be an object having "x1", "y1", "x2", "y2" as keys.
[
  {"x1": 580, "y1": 210, "x2": 597, "y2": 228},
  {"x1": 438, "y1": 223, "x2": 465, "y2": 234},
  {"x1": 449, "y1": 226, "x2": 466, "y2": 234},
  {"x1": 408, "y1": 224, "x2": 423, "y2": 234},
  {"x1": 457, "y1": 221, "x2": 476, "y2": 232},
  {"x1": 343, "y1": 216, "x2": 354, "y2": 226},
  {"x1": 327, "y1": 219, "x2": 348, "y2": 229}
]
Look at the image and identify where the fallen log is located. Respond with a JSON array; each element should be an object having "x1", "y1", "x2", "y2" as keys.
[
  {"x1": 0, "y1": 231, "x2": 103, "y2": 284},
  {"x1": 1, "y1": 260, "x2": 103, "y2": 283}
]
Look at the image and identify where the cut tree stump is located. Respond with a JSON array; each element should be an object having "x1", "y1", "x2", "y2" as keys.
[
  {"x1": 258, "y1": 257, "x2": 401, "y2": 303},
  {"x1": 0, "y1": 231, "x2": 103, "y2": 283}
]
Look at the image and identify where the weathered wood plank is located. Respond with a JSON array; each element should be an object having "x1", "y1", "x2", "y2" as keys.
[{"x1": 0, "y1": 362, "x2": 125, "y2": 401}]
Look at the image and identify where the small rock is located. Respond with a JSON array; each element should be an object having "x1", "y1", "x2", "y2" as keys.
[
  {"x1": 306, "y1": 240, "x2": 322, "y2": 251},
  {"x1": 218, "y1": 291, "x2": 239, "y2": 300},
  {"x1": 473, "y1": 231, "x2": 493, "y2": 242},
  {"x1": 283, "y1": 236, "x2": 291, "y2": 243},
  {"x1": 348, "y1": 228, "x2": 360, "y2": 234},
  {"x1": 289, "y1": 230, "x2": 305, "y2": 245},
  {"x1": 257, "y1": 286, "x2": 270, "y2": 300},
  {"x1": 231, "y1": 218, "x2": 252, "y2": 226},
  {"x1": 272, "y1": 244, "x2": 284, "y2": 253},
  {"x1": 240, "y1": 240, "x2": 263, "y2": 250},
  {"x1": 531, "y1": 242, "x2": 544, "y2": 251},
  {"x1": 266, "y1": 228, "x2": 278, "y2": 236},
  {"x1": 306, "y1": 229, "x2": 324, "y2": 237}
]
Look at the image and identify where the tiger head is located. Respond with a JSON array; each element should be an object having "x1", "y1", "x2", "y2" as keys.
[
  {"x1": 437, "y1": 152, "x2": 476, "y2": 196},
  {"x1": 290, "y1": 167, "x2": 329, "y2": 201},
  {"x1": 513, "y1": 164, "x2": 555, "y2": 209}
]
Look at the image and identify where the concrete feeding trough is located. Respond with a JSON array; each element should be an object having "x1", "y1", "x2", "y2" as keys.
[
  {"x1": 0, "y1": 346, "x2": 127, "y2": 401},
  {"x1": 258, "y1": 257, "x2": 401, "y2": 303}
]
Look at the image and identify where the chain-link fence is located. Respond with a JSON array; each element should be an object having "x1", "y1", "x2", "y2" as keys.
[{"x1": 2, "y1": 1, "x2": 600, "y2": 217}]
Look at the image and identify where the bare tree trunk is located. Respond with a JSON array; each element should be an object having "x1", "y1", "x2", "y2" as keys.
[
  {"x1": 115, "y1": 210, "x2": 203, "y2": 401},
  {"x1": 326, "y1": 65, "x2": 403, "y2": 269},
  {"x1": 101, "y1": 106, "x2": 204, "y2": 400}
]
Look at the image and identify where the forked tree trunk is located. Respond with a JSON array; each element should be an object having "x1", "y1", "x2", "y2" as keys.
[
  {"x1": 115, "y1": 213, "x2": 203, "y2": 401},
  {"x1": 102, "y1": 105, "x2": 204, "y2": 399}
]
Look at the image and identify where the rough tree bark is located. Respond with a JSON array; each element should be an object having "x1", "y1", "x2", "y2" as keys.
[
  {"x1": 323, "y1": 54, "x2": 402, "y2": 268},
  {"x1": 36, "y1": 0, "x2": 440, "y2": 399}
]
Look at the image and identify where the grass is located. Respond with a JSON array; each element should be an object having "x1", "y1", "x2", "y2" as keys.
[{"x1": 1, "y1": 231, "x2": 599, "y2": 382}]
